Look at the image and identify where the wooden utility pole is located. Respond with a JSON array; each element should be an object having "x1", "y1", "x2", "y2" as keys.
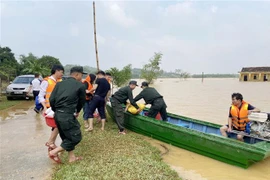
[
  {"x1": 93, "y1": 1, "x2": 100, "y2": 71},
  {"x1": 201, "y1": 72, "x2": 204, "y2": 83}
]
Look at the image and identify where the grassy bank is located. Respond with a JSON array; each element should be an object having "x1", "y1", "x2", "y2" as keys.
[
  {"x1": 0, "y1": 96, "x2": 21, "y2": 110},
  {"x1": 51, "y1": 115, "x2": 181, "y2": 180}
]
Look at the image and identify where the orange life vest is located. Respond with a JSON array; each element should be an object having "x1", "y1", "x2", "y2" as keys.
[
  {"x1": 44, "y1": 77, "x2": 61, "y2": 108},
  {"x1": 106, "y1": 77, "x2": 111, "y2": 84},
  {"x1": 230, "y1": 101, "x2": 249, "y2": 131},
  {"x1": 82, "y1": 75, "x2": 93, "y2": 100}
]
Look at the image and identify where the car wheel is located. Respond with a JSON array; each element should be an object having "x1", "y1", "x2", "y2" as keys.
[{"x1": 7, "y1": 97, "x2": 13, "y2": 100}]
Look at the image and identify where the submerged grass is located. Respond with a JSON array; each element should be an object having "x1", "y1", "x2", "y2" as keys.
[
  {"x1": 51, "y1": 115, "x2": 181, "y2": 180},
  {"x1": 0, "y1": 96, "x2": 21, "y2": 110}
]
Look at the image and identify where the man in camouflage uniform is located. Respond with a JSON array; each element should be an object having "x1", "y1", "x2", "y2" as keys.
[
  {"x1": 134, "y1": 82, "x2": 168, "y2": 121},
  {"x1": 111, "y1": 81, "x2": 140, "y2": 134}
]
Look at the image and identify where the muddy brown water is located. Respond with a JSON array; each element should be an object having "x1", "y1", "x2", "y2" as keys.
[
  {"x1": 132, "y1": 78, "x2": 270, "y2": 180},
  {"x1": 0, "y1": 78, "x2": 269, "y2": 180}
]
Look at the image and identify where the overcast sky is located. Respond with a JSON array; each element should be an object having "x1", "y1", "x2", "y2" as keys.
[{"x1": 1, "y1": 0, "x2": 270, "y2": 74}]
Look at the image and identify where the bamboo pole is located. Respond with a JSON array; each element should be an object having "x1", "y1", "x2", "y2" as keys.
[
  {"x1": 93, "y1": 1, "x2": 100, "y2": 71},
  {"x1": 201, "y1": 72, "x2": 204, "y2": 83}
]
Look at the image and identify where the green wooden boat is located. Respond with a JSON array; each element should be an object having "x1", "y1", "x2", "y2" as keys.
[{"x1": 106, "y1": 104, "x2": 270, "y2": 168}]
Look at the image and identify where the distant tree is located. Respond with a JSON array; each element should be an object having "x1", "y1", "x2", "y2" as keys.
[
  {"x1": 0, "y1": 46, "x2": 17, "y2": 64},
  {"x1": 108, "y1": 64, "x2": 132, "y2": 88},
  {"x1": 22, "y1": 59, "x2": 50, "y2": 76},
  {"x1": 81, "y1": 66, "x2": 97, "y2": 74},
  {"x1": 39, "y1": 55, "x2": 62, "y2": 70},
  {"x1": 0, "y1": 70, "x2": 7, "y2": 77},
  {"x1": 0, "y1": 46, "x2": 19, "y2": 78},
  {"x1": 19, "y1": 53, "x2": 61, "y2": 76},
  {"x1": 175, "y1": 69, "x2": 184, "y2": 79},
  {"x1": 141, "y1": 52, "x2": 163, "y2": 84},
  {"x1": 131, "y1": 68, "x2": 141, "y2": 79},
  {"x1": 191, "y1": 74, "x2": 239, "y2": 78},
  {"x1": 19, "y1": 53, "x2": 38, "y2": 65},
  {"x1": 18, "y1": 53, "x2": 39, "y2": 74},
  {"x1": 175, "y1": 69, "x2": 190, "y2": 80},
  {"x1": 63, "y1": 65, "x2": 97, "y2": 75},
  {"x1": 182, "y1": 72, "x2": 190, "y2": 80}
]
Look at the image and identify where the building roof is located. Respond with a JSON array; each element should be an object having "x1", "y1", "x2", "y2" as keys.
[{"x1": 241, "y1": 67, "x2": 270, "y2": 72}]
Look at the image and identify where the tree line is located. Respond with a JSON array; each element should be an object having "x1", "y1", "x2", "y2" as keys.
[
  {"x1": 0, "y1": 46, "x2": 165, "y2": 87},
  {"x1": 0, "y1": 46, "x2": 238, "y2": 89},
  {"x1": 0, "y1": 46, "x2": 62, "y2": 80}
]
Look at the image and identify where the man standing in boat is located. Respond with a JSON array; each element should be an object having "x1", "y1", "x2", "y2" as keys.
[
  {"x1": 134, "y1": 82, "x2": 168, "y2": 121},
  {"x1": 220, "y1": 93, "x2": 260, "y2": 141},
  {"x1": 111, "y1": 80, "x2": 140, "y2": 134}
]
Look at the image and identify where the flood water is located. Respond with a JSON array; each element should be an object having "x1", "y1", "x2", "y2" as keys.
[
  {"x1": 133, "y1": 78, "x2": 270, "y2": 180},
  {"x1": 0, "y1": 78, "x2": 269, "y2": 180}
]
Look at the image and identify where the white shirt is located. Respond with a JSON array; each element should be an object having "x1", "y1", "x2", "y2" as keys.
[
  {"x1": 38, "y1": 76, "x2": 56, "y2": 103},
  {"x1": 31, "y1": 78, "x2": 41, "y2": 91}
]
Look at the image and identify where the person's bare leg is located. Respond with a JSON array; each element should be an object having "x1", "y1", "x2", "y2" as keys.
[
  {"x1": 50, "y1": 146, "x2": 65, "y2": 156},
  {"x1": 220, "y1": 125, "x2": 228, "y2": 137},
  {"x1": 48, "y1": 146, "x2": 64, "y2": 163},
  {"x1": 97, "y1": 116, "x2": 101, "y2": 123},
  {"x1": 84, "y1": 120, "x2": 89, "y2": 129},
  {"x1": 101, "y1": 119, "x2": 105, "y2": 130},
  {"x1": 68, "y1": 151, "x2": 76, "y2": 162},
  {"x1": 237, "y1": 134, "x2": 244, "y2": 141},
  {"x1": 47, "y1": 128, "x2": 59, "y2": 147},
  {"x1": 85, "y1": 118, "x2": 93, "y2": 131},
  {"x1": 68, "y1": 151, "x2": 83, "y2": 163}
]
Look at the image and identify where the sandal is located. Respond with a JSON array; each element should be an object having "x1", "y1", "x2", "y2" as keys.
[
  {"x1": 45, "y1": 142, "x2": 57, "y2": 152},
  {"x1": 48, "y1": 152, "x2": 61, "y2": 164},
  {"x1": 69, "y1": 156, "x2": 83, "y2": 163}
]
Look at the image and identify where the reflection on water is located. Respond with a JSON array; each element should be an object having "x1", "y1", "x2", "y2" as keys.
[
  {"x1": 133, "y1": 78, "x2": 270, "y2": 180},
  {"x1": 0, "y1": 102, "x2": 32, "y2": 121},
  {"x1": 35, "y1": 113, "x2": 44, "y2": 131},
  {"x1": 146, "y1": 138, "x2": 270, "y2": 180},
  {"x1": 14, "y1": 112, "x2": 27, "y2": 115}
]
